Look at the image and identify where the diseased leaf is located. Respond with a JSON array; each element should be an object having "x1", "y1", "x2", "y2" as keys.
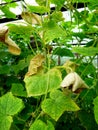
[
  {"x1": 21, "y1": 12, "x2": 41, "y2": 25},
  {"x1": 0, "y1": 92, "x2": 24, "y2": 130},
  {"x1": 29, "y1": 120, "x2": 54, "y2": 130},
  {"x1": 25, "y1": 54, "x2": 45, "y2": 77},
  {"x1": 0, "y1": 26, "x2": 21, "y2": 55},
  {"x1": 41, "y1": 90, "x2": 80, "y2": 121},
  {"x1": 63, "y1": 60, "x2": 78, "y2": 73},
  {"x1": 61, "y1": 72, "x2": 89, "y2": 93},
  {"x1": 24, "y1": 68, "x2": 62, "y2": 97}
]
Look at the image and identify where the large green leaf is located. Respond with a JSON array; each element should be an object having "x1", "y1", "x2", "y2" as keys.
[
  {"x1": 93, "y1": 96, "x2": 98, "y2": 124},
  {"x1": 43, "y1": 20, "x2": 66, "y2": 43},
  {"x1": 72, "y1": 47, "x2": 98, "y2": 56},
  {"x1": 0, "y1": 92, "x2": 24, "y2": 130},
  {"x1": 41, "y1": 90, "x2": 80, "y2": 121},
  {"x1": 29, "y1": 120, "x2": 54, "y2": 130},
  {"x1": 24, "y1": 69, "x2": 62, "y2": 97}
]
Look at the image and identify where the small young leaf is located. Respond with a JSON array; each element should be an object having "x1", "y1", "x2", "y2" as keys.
[{"x1": 41, "y1": 90, "x2": 80, "y2": 121}]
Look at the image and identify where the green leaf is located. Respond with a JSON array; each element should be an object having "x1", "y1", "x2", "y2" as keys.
[
  {"x1": 88, "y1": 0, "x2": 98, "y2": 10},
  {"x1": 78, "y1": 110, "x2": 98, "y2": 130},
  {"x1": 29, "y1": 120, "x2": 54, "y2": 130},
  {"x1": 0, "y1": 92, "x2": 24, "y2": 130},
  {"x1": 35, "y1": 0, "x2": 47, "y2": 6},
  {"x1": 27, "y1": 5, "x2": 50, "y2": 14},
  {"x1": 41, "y1": 90, "x2": 80, "y2": 121},
  {"x1": 0, "y1": 65, "x2": 10, "y2": 74},
  {"x1": 1, "y1": 6, "x2": 16, "y2": 19},
  {"x1": 11, "y1": 83, "x2": 27, "y2": 97},
  {"x1": 50, "y1": 0, "x2": 65, "y2": 10},
  {"x1": 51, "y1": 11, "x2": 64, "y2": 22},
  {"x1": 0, "y1": 116, "x2": 13, "y2": 130},
  {"x1": 13, "y1": 59, "x2": 29, "y2": 74},
  {"x1": 72, "y1": 47, "x2": 98, "y2": 56},
  {"x1": 3, "y1": 0, "x2": 12, "y2": 2},
  {"x1": 43, "y1": 20, "x2": 66, "y2": 43},
  {"x1": 24, "y1": 68, "x2": 62, "y2": 97},
  {"x1": 93, "y1": 96, "x2": 98, "y2": 124},
  {"x1": 53, "y1": 47, "x2": 74, "y2": 57}
]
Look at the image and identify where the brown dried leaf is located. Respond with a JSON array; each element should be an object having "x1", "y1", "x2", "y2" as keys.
[
  {"x1": 26, "y1": 54, "x2": 45, "y2": 77},
  {"x1": 21, "y1": 12, "x2": 41, "y2": 25},
  {"x1": 61, "y1": 72, "x2": 89, "y2": 93},
  {"x1": 0, "y1": 26, "x2": 21, "y2": 55}
]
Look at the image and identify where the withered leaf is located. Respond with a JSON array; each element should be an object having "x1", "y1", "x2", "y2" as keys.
[
  {"x1": 0, "y1": 26, "x2": 21, "y2": 55},
  {"x1": 61, "y1": 72, "x2": 89, "y2": 93},
  {"x1": 63, "y1": 60, "x2": 79, "y2": 73},
  {"x1": 26, "y1": 54, "x2": 45, "y2": 77},
  {"x1": 21, "y1": 12, "x2": 41, "y2": 25}
]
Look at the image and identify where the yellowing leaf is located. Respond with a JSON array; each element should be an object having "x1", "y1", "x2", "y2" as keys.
[
  {"x1": 21, "y1": 12, "x2": 41, "y2": 25},
  {"x1": 24, "y1": 68, "x2": 62, "y2": 97},
  {"x1": 0, "y1": 26, "x2": 21, "y2": 55},
  {"x1": 61, "y1": 72, "x2": 89, "y2": 93},
  {"x1": 25, "y1": 54, "x2": 45, "y2": 77},
  {"x1": 63, "y1": 60, "x2": 79, "y2": 73},
  {"x1": 41, "y1": 90, "x2": 80, "y2": 121}
]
